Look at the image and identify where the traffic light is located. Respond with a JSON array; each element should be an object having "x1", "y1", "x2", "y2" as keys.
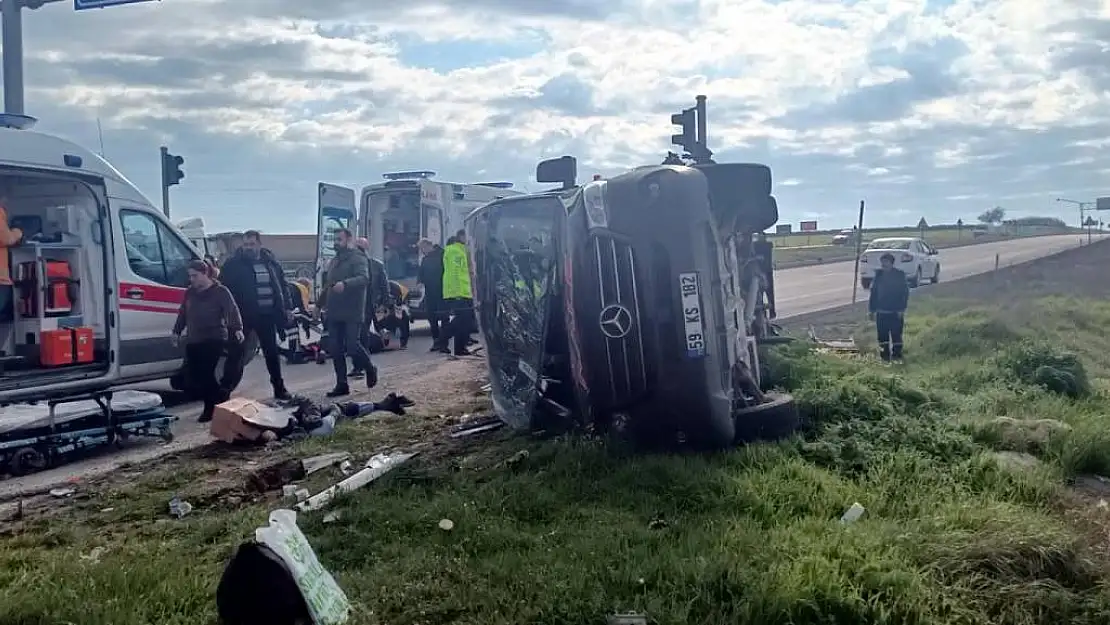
[
  {"x1": 671, "y1": 107, "x2": 696, "y2": 152},
  {"x1": 160, "y1": 146, "x2": 184, "y2": 188},
  {"x1": 667, "y1": 96, "x2": 713, "y2": 164}
]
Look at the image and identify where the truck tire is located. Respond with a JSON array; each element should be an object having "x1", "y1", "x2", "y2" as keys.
[
  {"x1": 931, "y1": 265, "x2": 940, "y2": 284},
  {"x1": 734, "y1": 392, "x2": 799, "y2": 443},
  {"x1": 910, "y1": 267, "x2": 922, "y2": 288}
]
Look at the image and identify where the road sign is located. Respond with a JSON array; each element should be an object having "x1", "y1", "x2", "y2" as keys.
[
  {"x1": 917, "y1": 217, "x2": 929, "y2": 229},
  {"x1": 74, "y1": 0, "x2": 153, "y2": 10},
  {"x1": 1097, "y1": 197, "x2": 1110, "y2": 210},
  {"x1": 775, "y1": 224, "x2": 792, "y2": 235},
  {"x1": 800, "y1": 220, "x2": 817, "y2": 232}
]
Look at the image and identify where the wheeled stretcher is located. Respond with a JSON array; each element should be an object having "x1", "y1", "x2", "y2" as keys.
[{"x1": 0, "y1": 390, "x2": 176, "y2": 476}]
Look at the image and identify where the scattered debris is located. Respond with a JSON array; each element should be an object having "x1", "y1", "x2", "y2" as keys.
[
  {"x1": 249, "y1": 458, "x2": 307, "y2": 493},
  {"x1": 338, "y1": 460, "x2": 353, "y2": 475},
  {"x1": 648, "y1": 516, "x2": 667, "y2": 530},
  {"x1": 297, "y1": 452, "x2": 418, "y2": 513},
  {"x1": 169, "y1": 495, "x2": 193, "y2": 519},
  {"x1": 302, "y1": 452, "x2": 352, "y2": 475},
  {"x1": 840, "y1": 502, "x2": 866, "y2": 524},
  {"x1": 808, "y1": 326, "x2": 858, "y2": 353},
  {"x1": 607, "y1": 614, "x2": 649, "y2": 625},
  {"x1": 438, "y1": 518, "x2": 454, "y2": 531},
  {"x1": 294, "y1": 488, "x2": 310, "y2": 502},
  {"x1": 49, "y1": 487, "x2": 75, "y2": 498},
  {"x1": 323, "y1": 511, "x2": 342, "y2": 524},
  {"x1": 100, "y1": 507, "x2": 114, "y2": 513},
  {"x1": 218, "y1": 509, "x2": 350, "y2": 625},
  {"x1": 450, "y1": 418, "x2": 504, "y2": 439}
]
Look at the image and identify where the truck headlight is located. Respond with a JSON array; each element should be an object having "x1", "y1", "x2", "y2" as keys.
[{"x1": 583, "y1": 180, "x2": 608, "y2": 229}]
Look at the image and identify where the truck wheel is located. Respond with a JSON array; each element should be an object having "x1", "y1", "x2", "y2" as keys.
[
  {"x1": 931, "y1": 265, "x2": 940, "y2": 284},
  {"x1": 910, "y1": 267, "x2": 922, "y2": 287},
  {"x1": 734, "y1": 392, "x2": 799, "y2": 443},
  {"x1": 860, "y1": 278, "x2": 872, "y2": 290}
]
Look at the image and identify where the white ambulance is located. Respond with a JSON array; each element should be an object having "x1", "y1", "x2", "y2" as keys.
[
  {"x1": 0, "y1": 115, "x2": 254, "y2": 403},
  {"x1": 354, "y1": 171, "x2": 522, "y2": 318}
]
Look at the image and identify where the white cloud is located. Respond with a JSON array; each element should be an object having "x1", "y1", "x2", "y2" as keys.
[{"x1": 4, "y1": 0, "x2": 1109, "y2": 232}]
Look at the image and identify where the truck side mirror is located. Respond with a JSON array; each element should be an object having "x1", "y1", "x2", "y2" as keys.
[{"x1": 536, "y1": 156, "x2": 577, "y2": 190}]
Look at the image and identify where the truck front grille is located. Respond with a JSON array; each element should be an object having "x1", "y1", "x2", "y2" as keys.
[{"x1": 593, "y1": 235, "x2": 648, "y2": 405}]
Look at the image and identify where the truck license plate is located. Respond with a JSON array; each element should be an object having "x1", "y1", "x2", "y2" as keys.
[{"x1": 679, "y1": 272, "x2": 705, "y2": 357}]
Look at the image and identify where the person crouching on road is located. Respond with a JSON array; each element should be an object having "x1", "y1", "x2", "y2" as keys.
[
  {"x1": 868, "y1": 252, "x2": 910, "y2": 362},
  {"x1": 377, "y1": 279, "x2": 412, "y2": 349},
  {"x1": 318, "y1": 228, "x2": 377, "y2": 395},
  {"x1": 172, "y1": 260, "x2": 244, "y2": 423}
]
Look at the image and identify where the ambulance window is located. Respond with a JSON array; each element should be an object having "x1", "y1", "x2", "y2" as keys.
[{"x1": 120, "y1": 210, "x2": 196, "y2": 287}]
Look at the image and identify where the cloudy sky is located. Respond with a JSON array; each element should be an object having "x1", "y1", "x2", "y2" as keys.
[{"x1": 11, "y1": 0, "x2": 1110, "y2": 233}]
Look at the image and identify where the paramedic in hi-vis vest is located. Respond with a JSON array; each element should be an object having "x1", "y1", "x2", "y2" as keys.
[
  {"x1": 0, "y1": 195, "x2": 24, "y2": 329},
  {"x1": 433, "y1": 229, "x2": 475, "y2": 357}
]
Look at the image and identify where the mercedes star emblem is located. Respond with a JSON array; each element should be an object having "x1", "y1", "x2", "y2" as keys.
[{"x1": 599, "y1": 304, "x2": 633, "y2": 339}]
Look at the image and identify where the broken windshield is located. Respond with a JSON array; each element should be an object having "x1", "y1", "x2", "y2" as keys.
[{"x1": 469, "y1": 196, "x2": 561, "y2": 430}]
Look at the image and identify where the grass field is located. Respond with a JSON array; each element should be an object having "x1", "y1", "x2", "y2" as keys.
[{"x1": 4, "y1": 248, "x2": 1110, "y2": 624}]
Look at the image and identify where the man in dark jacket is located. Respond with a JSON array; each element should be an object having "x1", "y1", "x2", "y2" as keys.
[
  {"x1": 868, "y1": 253, "x2": 910, "y2": 361},
  {"x1": 350, "y1": 238, "x2": 389, "y2": 377},
  {"x1": 417, "y1": 238, "x2": 445, "y2": 345},
  {"x1": 319, "y1": 228, "x2": 376, "y2": 395},
  {"x1": 218, "y1": 230, "x2": 292, "y2": 399}
]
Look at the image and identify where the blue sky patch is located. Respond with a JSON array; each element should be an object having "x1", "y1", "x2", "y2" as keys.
[{"x1": 394, "y1": 32, "x2": 547, "y2": 72}]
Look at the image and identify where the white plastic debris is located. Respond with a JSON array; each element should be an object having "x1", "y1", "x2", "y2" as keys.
[
  {"x1": 168, "y1": 496, "x2": 193, "y2": 519},
  {"x1": 840, "y1": 502, "x2": 866, "y2": 524},
  {"x1": 438, "y1": 518, "x2": 454, "y2": 531},
  {"x1": 49, "y1": 488, "x2": 75, "y2": 498},
  {"x1": 296, "y1": 452, "x2": 417, "y2": 512}
]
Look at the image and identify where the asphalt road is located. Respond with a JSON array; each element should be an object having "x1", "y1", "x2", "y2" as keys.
[
  {"x1": 774, "y1": 234, "x2": 1091, "y2": 318},
  {"x1": 0, "y1": 233, "x2": 1092, "y2": 497}
]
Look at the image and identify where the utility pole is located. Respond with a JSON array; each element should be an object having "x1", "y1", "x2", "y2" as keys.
[
  {"x1": 1056, "y1": 197, "x2": 1092, "y2": 230},
  {"x1": 3, "y1": 0, "x2": 153, "y2": 116},
  {"x1": 2, "y1": 0, "x2": 66, "y2": 116}
]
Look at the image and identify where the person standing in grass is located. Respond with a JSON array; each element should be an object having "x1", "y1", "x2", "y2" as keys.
[{"x1": 868, "y1": 252, "x2": 910, "y2": 361}]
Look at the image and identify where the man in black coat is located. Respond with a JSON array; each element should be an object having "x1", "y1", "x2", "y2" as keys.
[
  {"x1": 218, "y1": 230, "x2": 293, "y2": 399},
  {"x1": 417, "y1": 238, "x2": 445, "y2": 346},
  {"x1": 868, "y1": 253, "x2": 911, "y2": 361}
]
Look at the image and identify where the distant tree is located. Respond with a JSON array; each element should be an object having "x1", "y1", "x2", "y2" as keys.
[
  {"x1": 1010, "y1": 216, "x2": 1067, "y2": 228},
  {"x1": 978, "y1": 206, "x2": 1006, "y2": 225}
]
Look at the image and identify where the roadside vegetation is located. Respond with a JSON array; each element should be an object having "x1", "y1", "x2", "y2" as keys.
[{"x1": 4, "y1": 281, "x2": 1110, "y2": 623}]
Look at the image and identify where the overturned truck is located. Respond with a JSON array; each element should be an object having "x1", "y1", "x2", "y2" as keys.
[{"x1": 466, "y1": 136, "x2": 798, "y2": 450}]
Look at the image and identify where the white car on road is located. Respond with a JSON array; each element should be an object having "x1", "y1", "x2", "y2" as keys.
[{"x1": 859, "y1": 237, "x2": 940, "y2": 289}]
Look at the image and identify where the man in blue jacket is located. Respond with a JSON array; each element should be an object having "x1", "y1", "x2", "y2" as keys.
[{"x1": 868, "y1": 253, "x2": 910, "y2": 361}]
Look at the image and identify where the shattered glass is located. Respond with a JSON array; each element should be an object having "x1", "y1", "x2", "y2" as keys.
[{"x1": 468, "y1": 197, "x2": 561, "y2": 430}]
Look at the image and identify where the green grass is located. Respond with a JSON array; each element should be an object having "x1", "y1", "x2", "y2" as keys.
[{"x1": 5, "y1": 297, "x2": 1110, "y2": 624}]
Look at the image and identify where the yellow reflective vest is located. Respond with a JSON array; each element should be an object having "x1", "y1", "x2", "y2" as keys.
[{"x1": 442, "y1": 242, "x2": 472, "y2": 300}]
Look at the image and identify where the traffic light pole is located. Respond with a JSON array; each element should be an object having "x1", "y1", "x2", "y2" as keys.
[
  {"x1": 160, "y1": 146, "x2": 171, "y2": 218},
  {"x1": 1, "y1": 0, "x2": 65, "y2": 116}
]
